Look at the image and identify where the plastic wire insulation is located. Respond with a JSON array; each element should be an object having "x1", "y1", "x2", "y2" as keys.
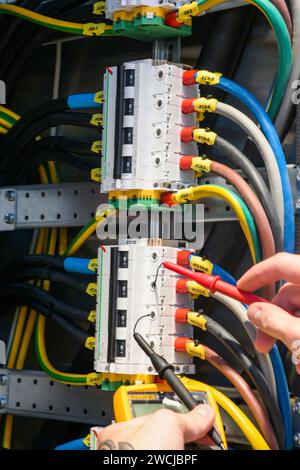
[
  {"x1": 216, "y1": 77, "x2": 294, "y2": 253},
  {"x1": 215, "y1": 101, "x2": 285, "y2": 245}
]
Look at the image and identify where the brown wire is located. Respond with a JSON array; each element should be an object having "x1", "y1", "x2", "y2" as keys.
[
  {"x1": 210, "y1": 160, "x2": 276, "y2": 298},
  {"x1": 203, "y1": 344, "x2": 279, "y2": 450}
]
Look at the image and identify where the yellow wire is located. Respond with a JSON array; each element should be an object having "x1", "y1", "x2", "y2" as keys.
[
  {"x1": 59, "y1": 228, "x2": 68, "y2": 255},
  {"x1": 66, "y1": 220, "x2": 98, "y2": 257},
  {"x1": 0, "y1": 106, "x2": 20, "y2": 120},
  {"x1": 0, "y1": 126, "x2": 7, "y2": 135},
  {"x1": 209, "y1": 387, "x2": 270, "y2": 450},
  {"x1": 174, "y1": 185, "x2": 256, "y2": 263},
  {"x1": 0, "y1": 4, "x2": 91, "y2": 31},
  {"x1": 0, "y1": 117, "x2": 12, "y2": 129}
]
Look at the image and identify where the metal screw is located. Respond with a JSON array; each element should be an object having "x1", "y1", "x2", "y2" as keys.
[
  {"x1": 5, "y1": 190, "x2": 16, "y2": 202},
  {"x1": 0, "y1": 375, "x2": 7, "y2": 386},
  {"x1": 294, "y1": 433, "x2": 300, "y2": 445},
  {"x1": 4, "y1": 213, "x2": 15, "y2": 225},
  {"x1": 296, "y1": 199, "x2": 300, "y2": 210},
  {"x1": 0, "y1": 398, "x2": 7, "y2": 409},
  {"x1": 293, "y1": 402, "x2": 300, "y2": 414}
]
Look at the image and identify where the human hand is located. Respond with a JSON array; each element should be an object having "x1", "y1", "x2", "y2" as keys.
[
  {"x1": 92, "y1": 404, "x2": 215, "y2": 450},
  {"x1": 237, "y1": 253, "x2": 300, "y2": 374}
]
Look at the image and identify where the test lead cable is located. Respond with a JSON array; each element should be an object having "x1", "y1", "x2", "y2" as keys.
[{"x1": 133, "y1": 327, "x2": 226, "y2": 450}]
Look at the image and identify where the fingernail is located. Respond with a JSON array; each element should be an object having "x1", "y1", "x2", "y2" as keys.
[
  {"x1": 195, "y1": 405, "x2": 212, "y2": 417},
  {"x1": 91, "y1": 427, "x2": 101, "y2": 437},
  {"x1": 249, "y1": 306, "x2": 261, "y2": 322}
]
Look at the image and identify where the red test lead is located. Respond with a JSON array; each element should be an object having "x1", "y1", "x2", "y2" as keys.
[{"x1": 163, "y1": 262, "x2": 268, "y2": 306}]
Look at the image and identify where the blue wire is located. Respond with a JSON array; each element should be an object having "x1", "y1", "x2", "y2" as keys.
[
  {"x1": 55, "y1": 438, "x2": 89, "y2": 450},
  {"x1": 64, "y1": 257, "x2": 96, "y2": 275},
  {"x1": 213, "y1": 76, "x2": 295, "y2": 254},
  {"x1": 67, "y1": 93, "x2": 99, "y2": 110},
  {"x1": 211, "y1": 264, "x2": 237, "y2": 286},
  {"x1": 269, "y1": 347, "x2": 292, "y2": 449}
]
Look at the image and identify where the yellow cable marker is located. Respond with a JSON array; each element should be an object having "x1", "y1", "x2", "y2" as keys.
[
  {"x1": 186, "y1": 280, "x2": 210, "y2": 298},
  {"x1": 189, "y1": 255, "x2": 213, "y2": 274},
  {"x1": 86, "y1": 373, "x2": 102, "y2": 386},
  {"x1": 83, "y1": 435, "x2": 91, "y2": 448},
  {"x1": 190, "y1": 157, "x2": 212, "y2": 174},
  {"x1": 91, "y1": 168, "x2": 101, "y2": 182},
  {"x1": 90, "y1": 113, "x2": 103, "y2": 126},
  {"x1": 195, "y1": 70, "x2": 222, "y2": 86},
  {"x1": 193, "y1": 97, "x2": 218, "y2": 113},
  {"x1": 88, "y1": 310, "x2": 96, "y2": 323},
  {"x1": 185, "y1": 341, "x2": 206, "y2": 360},
  {"x1": 94, "y1": 91, "x2": 104, "y2": 104},
  {"x1": 85, "y1": 337, "x2": 96, "y2": 351},
  {"x1": 178, "y1": 1, "x2": 199, "y2": 22},
  {"x1": 93, "y1": 1, "x2": 106, "y2": 15},
  {"x1": 91, "y1": 140, "x2": 103, "y2": 154},
  {"x1": 86, "y1": 283, "x2": 97, "y2": 297},
  {"x1": 88, "y1": 259, "x2": 98, "y2": 271},
  {"x1": 193, "y1": 128, "x2": 217, "y2": 145},
  {"x1": 187, "y1": 311, "x2": 207, "y2": 330}
]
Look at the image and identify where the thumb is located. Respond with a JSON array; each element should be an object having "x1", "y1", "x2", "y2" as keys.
[
  {"x1": 178, "y1": 404, "x2": 215, "y2": 443},
  {"x1": 248, "y1": 302, "x2": 300, "y2": 351}
]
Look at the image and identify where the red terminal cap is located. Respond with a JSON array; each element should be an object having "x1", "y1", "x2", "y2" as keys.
[
  {"x1": 165, "y1": 11, "x2": 182, "y2": 28},
  {"x1": 161, "y1": 192, "x2": 176, "y2": 206},
  {"x1": 182, "y1": 70, "x2": 198, "y2": 86},
  {"x1": 177, "y1": 250, "x2": 191, "y2": 265},
  {"x1": 181, "y1": 127, "x2": 196, "y2": 143},
  {"x1": 182, "y1": 98, "x2": 195, "y2": 114},
  {"x1": 175, "y1": 308, "x2": 191, "y2": 323},
  {"x1": 176, "y1": 278, "x2": 189, "y2": 294},
  {"x1": 174, "y1": 336, "x2": 191, "y2": 352},
  {"x1": 180, "y1": 156, "x2": 194, "y2": 171}
]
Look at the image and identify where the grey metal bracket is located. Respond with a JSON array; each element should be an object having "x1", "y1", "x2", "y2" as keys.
[
  {"x1": 153, "y1": 37, "x2": 181, "y2": 63},
  {"x1": 0, "y1": 369, "x2": 114, "y2": 426},
  {"x1": 0, "y1": 183, "x2": 105, "y2": 232}
]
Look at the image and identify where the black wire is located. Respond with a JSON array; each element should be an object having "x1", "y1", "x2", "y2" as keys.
[
  {"x1": 4, "y1": 266, "x2": 95, "y2": 296},
  {"x1": 0, "y1": 283, "x2": 89, "y2": 322},
  {"x1": 151, "y1": 262, "x2": 164, "y2": 289},
  {"x1": 202, "y1": 315, "x2": 284, "y2": 447},
  {"x1": 0, "y1": 112, "x2": 97, "y2": 179},
  {"x1": 133, "y1": 313, "x2": 154, "y2": 335},
  {"x1": 9, "y1": 149, "x2": 99, "y2": 185}
]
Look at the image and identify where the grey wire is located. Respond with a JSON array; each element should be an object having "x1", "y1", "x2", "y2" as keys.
[
  {"x1": 211, "y1": 291, "x2": 278, "y2": 402},
  {"x1": 215, "y1": 101, "x2": 284, "y2": 241},
  {"x1": 275, "y1": 0, "x2": 300, "y2": 138}
]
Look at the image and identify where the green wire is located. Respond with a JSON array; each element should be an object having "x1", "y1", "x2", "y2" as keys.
[
  {"x1": 197, "y1": 0, "x2": 292, "y2": 120},
  {"x1": 0, "y1": 111, "x2": 16, "y2": 126},
  {"x1": 63, "y1": 217, "x2": 96, "y2": 257}
]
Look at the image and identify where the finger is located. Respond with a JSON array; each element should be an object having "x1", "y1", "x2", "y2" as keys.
[
  {"x1": 177, "y1": 404, "x2": 215, "y2": 443},
  {"x1": 248, "y1": 302, "x2": 300, "y2": 351},
  {"x1": 272, "y1": 283, "x2": 300, "y2": 314},
  {"x1": 92, "y1": 415, "x2": 148, "y2": 442},
  {"x1": 237, "y1": 253, "x2": 300, "y2": 292},
  {"x1": 254, "y1": 329, "x2": 276, "y2": 353}
]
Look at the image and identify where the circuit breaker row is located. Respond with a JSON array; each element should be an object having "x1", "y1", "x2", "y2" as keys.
[
  {"x1": 94, "y1": 240, "x2": 195, "y2": 375},
  {"x1": 101, "y1": 59, "x2": 199, "y2": 192}
]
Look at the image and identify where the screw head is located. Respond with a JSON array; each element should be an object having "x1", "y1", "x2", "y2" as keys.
[
  {"x1": 294, "y1": 433, "x2": 300, "y2": 445},
  {"x1": 0, "y1": 398, "x2": 7, "y2": 409},
  {"x1": 0, "y1": 375, "x2": 7, "y2": 386},
  {"x1": 4, "y1": 213, "x2": 15, "y2": 224},
  {"x1": 5, "y1": 190, "x2": 16, "y2": 202},
  {"x1": 296, "y1": 199, "x2": 300, "y2": 210}
]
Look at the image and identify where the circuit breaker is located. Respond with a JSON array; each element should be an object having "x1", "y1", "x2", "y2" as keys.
[
  {"x1": 101, "y1": 59, "x2": 199, "y2": 193},
  {"x1": 94, "y1": 239, "x2": 195, "y2": 375}
]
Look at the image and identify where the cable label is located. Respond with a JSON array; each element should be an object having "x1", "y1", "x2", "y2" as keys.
[
  {"x1": 186, "y1": 341, "x2": 205, "y2": 360},
  {"x1": 195, "y1": 70, "x2": 222, "y2": 86},
  {"x1": 88, "y1": 259, "x2": 98, "y2": 271},
  {"x1": 178, "y1": 1, "x2": 199, "y2": 22},
  {"x1": 85, "y1": 337, "x2": 96, "y2": 351},
  {"x1": 187, "y1": 280, "x2": 210, "y2": 298},
  {"x1": 83, "y1": 435, "x2": 91, "y2": 448},
  {"x1": 86, "y1": 283, "x2": 97, "y2": 297},
  {"x1": 83, "y1": 23, "x2": 106, "y2": 36},
  {"x1": 193, "y1": 128, "x2": 217, "y2": 145},
  {"x1": 91, "y1": 140, "x2": 103, "y2": 153},
  {"x1": 88, "y1": 310, "x2": 96, "y2": 323},
  {"x1": 86, "y1": 373, "x2": 102, "y2": 386},
  {"x1": 187, "y1": 312, "x2": 207, "y2": 330},
  {"x1": 193, "y1": 98, "x2": 218, "y2": 113},
  {"x1": 93, "y1": 2, "x2": 106, "y2": 15},
  {"x1": 190, "y1": 157, "x2": 212, "y2": 174},
  {"x1": 91, "y1": 168, "x2": 101, "y2": 182},
  {"x1": 90, "y1": 114, "x2": 103, "y2": 126},
  {"x1": 94, "y1": 91, "x2": 104, "y2": 104},
  {"x1": 189, "y1": 256, "x2": 213, "y2": 274}
]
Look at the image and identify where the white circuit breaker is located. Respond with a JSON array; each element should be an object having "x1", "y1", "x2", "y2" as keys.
[
  {"x1": 101, "y1": 59, "x2": 199, "y2": 193},
  {"x1": 105, "y1": 1, "x2": 189, "y2": 19},
  {"x1": 95, "y1": 239, "x2": 195, "y2": 375}
]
